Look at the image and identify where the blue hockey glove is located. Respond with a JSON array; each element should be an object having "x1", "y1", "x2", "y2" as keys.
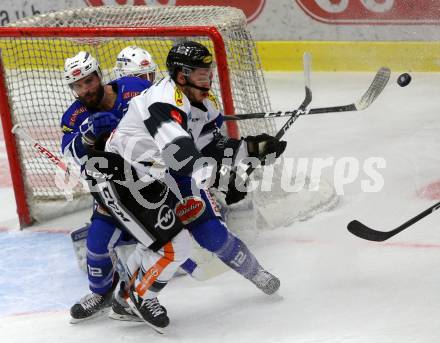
[{"x1": 80, "y1": 112, "x2": 119, "y2": 145}]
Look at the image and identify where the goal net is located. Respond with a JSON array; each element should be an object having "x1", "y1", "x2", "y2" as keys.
[{"x1": 0, "y1": 5, "x2": 337, "y2": 228}]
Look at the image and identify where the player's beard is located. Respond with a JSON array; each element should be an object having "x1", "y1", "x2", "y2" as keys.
[{"x1": 78, "y1": 84, "x2": 105, "y2": 110}]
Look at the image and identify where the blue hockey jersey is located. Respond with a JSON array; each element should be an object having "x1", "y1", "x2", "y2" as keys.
[{"x1": 60, "y1": 76, "x2": 151, "y2": 166}]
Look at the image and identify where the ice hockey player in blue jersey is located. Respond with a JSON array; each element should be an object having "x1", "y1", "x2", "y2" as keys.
[{"x1": 60, "y1": 48, "x2": 155, "y2": 323}]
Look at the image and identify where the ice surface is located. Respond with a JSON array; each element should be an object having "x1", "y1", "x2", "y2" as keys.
[{"x1": 1, "y1": 71, "x2": 440, "y2": 342}]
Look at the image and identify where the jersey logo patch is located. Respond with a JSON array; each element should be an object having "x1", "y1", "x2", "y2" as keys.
[
  {"x1": 69, "y1": 106, "x2": 87, "y2": 127},
  {"x1": 175, "y1": 196, "x2": 206, "y2": 225},
  {"x1": 208, "y1": 91, "x2": 219, "y2": 110},
  {"x1": 206, "y1": 191, "x2": 221, "y2": 217},
  {"x1": 170, "y1": 110, "x2": 183, "y2": 125},
  {"x1": 62, "y1": 125, "x2": 73, "y2": 133},
  {"x1": 154, "y1": 205, "x2": 176, "y2": 231},
  {"x1": 175, "y1": 87, "x2": 183, "y2": 106},
  {"x1": 123, "y1": 91, "x2": 140, "y2": 100}
]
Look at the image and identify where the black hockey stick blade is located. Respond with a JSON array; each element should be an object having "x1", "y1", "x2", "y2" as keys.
[
  {"x1": 347, "y1": 200, "x2": 440, "y2": 242},
  {"x1": 309, "y1": 67, "x2": 391, "y2": 114},
  {"x1": 347, "y1": 220, "x2": 402, "y2": 242}
]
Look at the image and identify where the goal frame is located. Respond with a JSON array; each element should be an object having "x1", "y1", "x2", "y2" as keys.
[{"x1": 0, "y1": 26, "x2": 239, "y2": 227}]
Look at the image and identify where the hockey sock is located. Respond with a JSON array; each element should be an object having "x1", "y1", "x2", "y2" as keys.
[
  {"x1": 86, "y1": 217, "x2": 122, "y2": 294},
  {"x1": 215, "y1": 231, "x2": 262, "y2": 279},
  {"x1": 190, "y1": 218, "x2": 262, "y2": 279}
]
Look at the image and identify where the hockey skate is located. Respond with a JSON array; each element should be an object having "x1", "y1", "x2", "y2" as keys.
[
  {"x1": 109, "y1": 282, "x2": 143, "y2": 322},
  {"x1": 250, "y1": 269, "x2": 280, "y2": 295},
  {"x1": 70, "y1": 291, "x2": 112, "y2": 323},
  {"x1": 127, "y1": 288, "x2": 169, "y2": 333}
]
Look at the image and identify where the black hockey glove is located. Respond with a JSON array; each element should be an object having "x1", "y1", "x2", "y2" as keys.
[
  {"x1": 244, "y1": 133, "x2": 287, "y2": 165},
  {"x1": 224, "y1": 170, "x2": 248, "y2": 205}
]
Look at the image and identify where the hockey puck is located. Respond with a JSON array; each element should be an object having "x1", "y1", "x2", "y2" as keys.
[{"x1": 397, "y1": 73, "x2": 411, "y2": 87}]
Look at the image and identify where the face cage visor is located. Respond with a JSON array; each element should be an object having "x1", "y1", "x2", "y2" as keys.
[
  {"x1": 181, "y1": 62, "x2": 216, "y2": 91},
  {"x1": 133, "y1": 71, "x2": 157, "y2": 83}
]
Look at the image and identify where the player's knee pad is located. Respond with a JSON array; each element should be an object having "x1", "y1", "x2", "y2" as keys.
[
  {"x1": 189, "y1": 218, "x2": 229, "y2": 253},
  {"x1": 169, "y1": 229, "x2": 192, "y2": 263}
]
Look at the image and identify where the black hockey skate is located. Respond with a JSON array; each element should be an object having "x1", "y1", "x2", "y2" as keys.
[
  {"x1": 250, "y1": 269, "x2": 280, "y2": 295},
  {"x1": 127, "y1": 288, "x2": 169, "y2": 333},
  {"x1": 70, "y1": 291, "x2": 112, "y2": 323},
  {"x1": 109, "y1": 282, "x2": 142, "y2": 322}
]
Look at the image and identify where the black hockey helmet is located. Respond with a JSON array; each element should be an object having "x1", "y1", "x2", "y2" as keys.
[{"x1": 166, "y1": 41, "x2": 213, "y2": 80}]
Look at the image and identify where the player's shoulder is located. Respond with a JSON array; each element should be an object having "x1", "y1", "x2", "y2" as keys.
[
  {"x1": 202, "y1": 91, "x2": 222, "y2": 120},
  {"x1": 111, "y1": 76, "x2": 151, "y2": 103},
  {"x1": 60, "y1": 100, "x2": 90, "y2": 133},
  {"x1": 206, "y1": 91, "x2": 220, "y2": 110},
  {"x1": 147, "y1": 77, "x2": 190, "y2": 112},
  {"x1": 113, "y1": 76, "x2": 151, "y2": 91}
]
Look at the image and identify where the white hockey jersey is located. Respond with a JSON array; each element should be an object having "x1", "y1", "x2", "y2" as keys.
[{"x1": 106, "y1": 76, "x2": 247, "y2": 186}]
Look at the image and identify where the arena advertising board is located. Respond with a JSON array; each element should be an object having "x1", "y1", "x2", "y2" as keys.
[
  {"x1": 1, "y1": 0, "x2": 440, "y2": 40},
  {"x1": 295, "y1": 0, "x2": 440, "y2": 24}
]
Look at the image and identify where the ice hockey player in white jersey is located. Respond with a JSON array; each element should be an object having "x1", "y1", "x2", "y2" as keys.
[{"x1": 96, "y1": 41, "x2": 286, "y2": 328}]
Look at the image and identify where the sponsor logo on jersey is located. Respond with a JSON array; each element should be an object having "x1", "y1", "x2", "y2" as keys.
[
  {"x1": 208, "y1": 91, "x2": 219, "y2": 109},
  {"x1": 205, "y1": 191, "x2": 221, "y2": 217},
  {"x1": 175, "y1": 196, "x2": 206, "y2": 225},
  {"x1": 174, "y1": 87, "x2": 184, "y2": 106},
  {"x1": 136, "y1": 266, "x2": 161, "y2": 295},
  {"x1": 154, "y1": 205, "x2": 176, "y2": 230},
  {"x1": 123, "y1": 91, "x2": 140, "y2": 100},
  {"x1": 296, "y1": 0, "x2": 439, "y2": 25},
  {"x1": 170, "y1": 110, "x2": 183, "y2": 125},
  {"x1": 61, "y1": 125, "x2": 73, "y2": 133},
  {"x1": 69, "y1": 106, "x2": 87, "y2": 127}
]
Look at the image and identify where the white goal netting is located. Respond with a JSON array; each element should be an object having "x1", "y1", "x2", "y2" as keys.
[{"x1": 1, "y1": 5, "x2": 337, "y2": 228}]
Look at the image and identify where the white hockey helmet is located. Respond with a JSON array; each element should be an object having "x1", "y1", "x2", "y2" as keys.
[
  {"x1": 114, "y1": 46, "x2": 157, "y2": 82},
  {"x1": 64, "y1": 51, "x2": 102, "y2": 85}
]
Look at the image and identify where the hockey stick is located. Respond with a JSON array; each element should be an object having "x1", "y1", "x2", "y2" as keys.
[
  {"x1": 11, "y1": 124, "x2": 87, "y2": 196},
  {"x1": 347, "y1": 201, "x2": 440, "y2": 242},
  {"x1": 275, "y1": 52, "x2": 312, "y2": 140},
  {"x1": 12, "y1": 124, "x2": 69, "y2": 172},
  {"x1": 238, "y1": 52, "x2": 312, "y2": 182},
  {"x1": 223, "y1": 67, "x2": 390, "y2": 121}
]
